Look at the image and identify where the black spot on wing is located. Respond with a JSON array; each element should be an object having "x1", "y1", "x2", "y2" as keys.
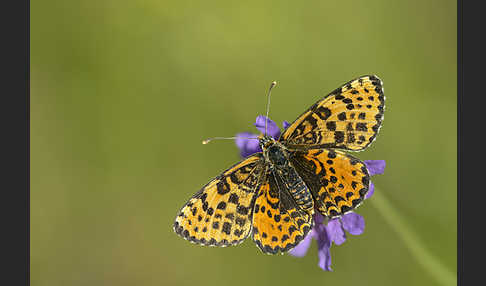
[
  {"x1": 337, "y1": 112, "x2": 347, "y2": 121},
  {"x1": 222, "y1": 222, "x2": 231, "y2": 235},
  {"x1": 326, "y1": 121, "x2": 336, "y2": 131},
  {"x1": 334, "y1": 131, "x2": 345, "y2": 143},
  {"x1": 316, "y1": 106, "x2": 332, "y2": 120},
  {"x1": 217, "y1": 202, "x2": 227, "y2": 210}
]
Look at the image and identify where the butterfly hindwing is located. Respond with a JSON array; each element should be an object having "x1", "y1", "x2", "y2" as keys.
[
  {"x1": 174, "y1": 153, "x2": 265, "y2": 246},
  {"x1": 280, "y1": 75, "x2": 385, "y2": 151},
  {"x1": 290, "y1": 148, "x2": 370, "y2": 218},
  {"x1": 252, "y1": 170, "x2": 313, "y2": 254}
]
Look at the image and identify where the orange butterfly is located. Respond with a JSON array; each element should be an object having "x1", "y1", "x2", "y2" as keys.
[{"x1": 174, "y1": 75, "x2": 385, "y2": 254}]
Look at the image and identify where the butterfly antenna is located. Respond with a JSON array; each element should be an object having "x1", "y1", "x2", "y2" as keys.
[
  {"x1": 264, "y1": 81, "x2": 277, "y2": 135},
  {"x1": 202, "y1": 136, "x2": 259, "y2": 145}
]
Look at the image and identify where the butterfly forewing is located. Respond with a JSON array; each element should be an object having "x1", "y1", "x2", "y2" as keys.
[
  {"x1": 290, "y1": 149, "x2": 370, "y2": 218},
  {"x1": 174, "y1": 153, "x2": 265, "y2": 246},
  {"x1": 280, "y1": 75, "x2": 385, "y2": 151}
]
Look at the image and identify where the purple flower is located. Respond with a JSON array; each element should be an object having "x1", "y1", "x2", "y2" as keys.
[
  {"x1": 235, "y1": 115, "x2": 290, "y2": 158},
  {"x1": 235, "y1": 116, "x2": 386, "y2": 271}
]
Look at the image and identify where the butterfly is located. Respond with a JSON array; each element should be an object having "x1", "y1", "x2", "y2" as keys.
[{"x1": 173, "y1": 75, "x2": 385, "y2": 254}]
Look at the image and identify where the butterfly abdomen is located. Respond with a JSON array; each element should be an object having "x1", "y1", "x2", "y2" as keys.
[
  {"x1": 276, "y1": 166, "x2": 314, "y2": 212},
  {"x1": 290, "y1": 183, "x2": 313, "y2": 211}
]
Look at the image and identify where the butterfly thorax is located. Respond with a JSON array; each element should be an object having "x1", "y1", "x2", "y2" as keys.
[{"x1": 260, "y1": 137, "x2": 287, "y2": 168}]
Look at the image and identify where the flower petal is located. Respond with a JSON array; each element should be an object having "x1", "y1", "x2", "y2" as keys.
[
  {"x1": 235, "y1": 132, "x2": 253, "y2": 150},
  {"x1": 235, "y1": 132, "x2": 261, "y2": 158},
  {"x1": 365, "y1": 181, "x2": 375, "y2": 199},
  {"x1": 288, "y1": 230, "x2": 314, "y2": 257},
  {"x1": 255, "y1": 115, "x2": 281, "y2": 139},
  {"x1": 282, "y1": 120, "x2": 291, "y2": 130},
  {"x1": 310, "y1": 213, "x2": 333, "y2": 271},
  {"x1": 341, "y1": 212, "x2": 365, "y2": 236},
  {"x1": 314, "y1": 212, "x2": 325, "y2": 225},
  {"x1": 316, "y1": 228, "x2": 333, "y2": 271},
  {"x1": 327, "y1": 218, "x2": 346, "y2": 245},
  {"x1": 317, "y1": 245, "x2": 333, "y2": 271},
  {"x1": 364, "y1": 160, "x2": 386, "y2": 176}
]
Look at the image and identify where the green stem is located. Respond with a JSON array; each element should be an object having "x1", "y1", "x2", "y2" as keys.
[{"x1": 370, "y1": 189, "x2": 456, "y2": 286}]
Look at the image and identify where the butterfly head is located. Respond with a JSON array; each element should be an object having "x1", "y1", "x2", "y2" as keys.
[{"x1": 258, "y1": 134, "x2": 275, "y2": 149}]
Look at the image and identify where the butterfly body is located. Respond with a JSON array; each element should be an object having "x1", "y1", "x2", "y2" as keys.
[
  {"x1": 174, "y1": 75, "x2": 385, "y2": 254},
  {"x1": 261, "y1": 137, "x2": 315, "y2": 212}
]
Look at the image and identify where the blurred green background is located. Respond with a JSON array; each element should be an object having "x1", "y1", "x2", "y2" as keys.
[{"x1": 31, "y1": 0, "x2": 456, "y2": 285}]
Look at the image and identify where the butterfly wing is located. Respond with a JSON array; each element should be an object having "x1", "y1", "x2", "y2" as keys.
[
  {"x1": 280, "y1": 75, "x2": 385, "y2": 151},
  {"x1": 290, "y1": 149, "x2": 370, "y2": 218},
  {"x1": 252, "y1": 169, "x2": 313, "y2": 254},
  {"x1": 174, "y1": 153, "x2": 265, "y2": 246}
]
